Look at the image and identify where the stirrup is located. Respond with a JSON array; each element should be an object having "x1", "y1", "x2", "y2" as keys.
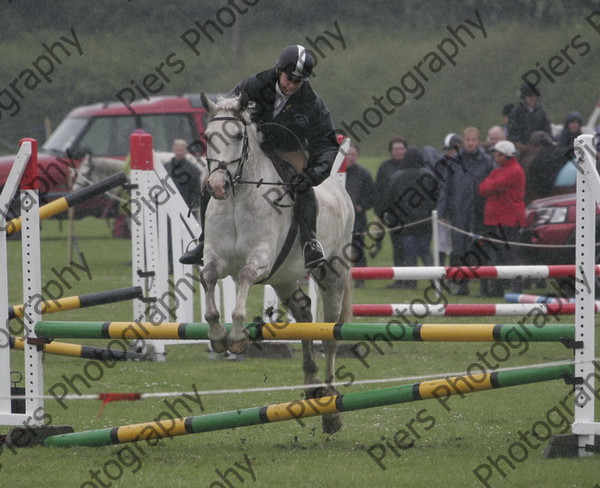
[
  {"x1": 179, "y1": 239, "x2": 204, "y2": 265},
  {"x1": 303, "y1": 240, "x2": 326, "y2": 269}
]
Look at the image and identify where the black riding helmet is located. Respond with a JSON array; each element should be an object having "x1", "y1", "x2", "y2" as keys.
[{"x1": 276, "y1": 45, "x2": 314, "y2": 82}]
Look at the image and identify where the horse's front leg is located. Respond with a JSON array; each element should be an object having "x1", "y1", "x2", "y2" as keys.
[
  {"x1": 200, "y1": 261, "x2": 228, "y2": 353},
  {"x1": 229, "y1": 259, "x2": 268, "y2": 353}
]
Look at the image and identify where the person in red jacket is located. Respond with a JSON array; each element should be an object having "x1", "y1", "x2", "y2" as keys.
[{"x1": 478, "y1": 140, "x2": 526, "y2": 296}]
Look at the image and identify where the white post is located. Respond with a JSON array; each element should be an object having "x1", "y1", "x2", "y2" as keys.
[
  {"x1": 431, "y1": 210, "x2": 441, "y2": 297},
  {"x1": 572, "y1": 134, "x2": 600, "y2": 455},
  {"x1": 130, "y1": 148, "x2": 148, "y2": 327},
  {"x1": 19, "y1": 139, "x2": 44, "y2": 423},
  {"x1": 152, "y1": 153, "x2": 202, "y2": 323},
  {"x1": 0, "y1": 140, "x2": 34, "y2": 425},
  {"x1": 129, "y1": 134, "x2": 162, "y2": 358},
  {"x1": 432, "y1": 210, "x2": 439, "y2": 267},
  {"x1": 262, "y1": 285, "x2": 279, "y2": 321}
]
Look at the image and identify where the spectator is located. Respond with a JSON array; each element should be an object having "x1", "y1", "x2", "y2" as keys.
[
  {"x1": 476, "y1": 126, "x2": 508, "y2": 296},
  {"x1": 373, "y1": 136, "x2": 408, "y2": 288},
  {"x1": 344, "y1": 142, "x2": 375, "y2": 288},
  {"x1": 556, "y1": 111, "x2": 583, "y2": 149},
  {"x1": 525, "y1": 131, "x2": 571, "y2": 202},
  {"x1": 507, "y1": 84, "x2": 552, "y2": 151},
  {"x1": 164, "y1": 139, "x2": 203, "y2": 273},
  {"x1": 164, "y1": 139, "x2": 203, "y2": 210},
  {"x1": 435, "y1": 133, "x2": 462, "y2": 266},
  {"x1": 482, "y1": 125, "x2": 506, "y2": 153},
  {"x1": 436, "y1": 127, "x2": 494, "y2": 295},
  {"x1": 479, "y1": 140, "x2": 526, "y2": 296},
  {"x1": 501, "y1": 104, "x2": 514, "y2": 136},
  {"x1": 383, "y1": 146, "x2": 437, "y2": 288}
]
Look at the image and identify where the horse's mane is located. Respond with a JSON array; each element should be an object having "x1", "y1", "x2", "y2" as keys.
[
  {"x1": 213, "y1": 95, "x2": 262, "y2": 149},
  {"x1": 215, "y1": 95, "x2": 253, "y2": 125}
]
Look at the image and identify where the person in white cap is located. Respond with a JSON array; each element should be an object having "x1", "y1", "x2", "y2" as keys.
[{"x1": 478, "y1": 140, "x2": 526, "y2": 296}]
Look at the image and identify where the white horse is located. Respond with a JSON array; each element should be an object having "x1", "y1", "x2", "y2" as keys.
[
  {"x1": 72, "y1": 152, "x2": 205, "y2": 192},
  {"x1": 200, "y1": 92, "x2": 354, "y2": 434},
  {"x1": 71, "y1": 153, "x2": 126, "y2": 192}
]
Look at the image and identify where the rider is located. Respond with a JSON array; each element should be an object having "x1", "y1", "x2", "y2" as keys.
[{"x1": 179, "y1": 45, "x2": 339, "y2": 269}]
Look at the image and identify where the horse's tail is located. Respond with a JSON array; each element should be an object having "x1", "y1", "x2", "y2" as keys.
[{"x1": 339, "y1": 271, "x2": 353, "y2": 324}]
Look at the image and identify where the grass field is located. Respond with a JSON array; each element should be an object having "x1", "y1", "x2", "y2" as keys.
[{"x1": 2, "y1": 217, "x2": 599, "y2": 488}]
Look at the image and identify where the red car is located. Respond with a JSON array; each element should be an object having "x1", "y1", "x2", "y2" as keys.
[
  {"x1": 521, "y1": 159, "x2": 600, "y2": 267},
  {"x1": 0, "y1": 94, "x2": 210, "y2": 219}
]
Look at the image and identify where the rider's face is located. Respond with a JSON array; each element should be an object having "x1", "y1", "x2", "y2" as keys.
[{"x1": 278, "y1": 71, "x2": 304, "y2": 96}]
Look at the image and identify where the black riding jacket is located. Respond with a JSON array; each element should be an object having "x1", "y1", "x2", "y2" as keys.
[{"x1": 229, "y1": 68, "x2": 339, "y2": 186}]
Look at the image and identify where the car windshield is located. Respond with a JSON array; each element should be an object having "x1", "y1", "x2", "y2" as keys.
[
  {"x1": 42, "y1": 113, "x2": 197, "y2": 157},
  {"x1": 41, "y1": 116, "x2": 90, "y2": 154}
]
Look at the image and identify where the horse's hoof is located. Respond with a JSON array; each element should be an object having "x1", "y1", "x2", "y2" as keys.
[
  {"x1": 209, "y1": 336, "x2": 229, "y2": 354},
  {"x1": 228, "y1": 336, "x2": 250, "y2": 354},
  {"x1": 322, "y1": 413, "x2": 342, "y2": 434},
  {"x1": 304, "y1": 377, "x2": 322, "y2": 400},
  {"x1": 305, "y1": 378, "x2": 338, "y2": 400},
  {"x1": 307, "y1": 385, "x2": 329, "y2": 399}
]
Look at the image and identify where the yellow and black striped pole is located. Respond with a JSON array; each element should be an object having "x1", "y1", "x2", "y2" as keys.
[
  {"x1": 41, "y1": 363, "x2": 573, "y2": 447},
  {"x1": 5, "y1": 171, "x2": 127, "y2": 235},
  {"x1": 9, "y1": 287, "x2": 144, "y2": 360},
  {"x1": 10, "y1": 286, "x2": 143, "y2": 320},
  {"x1": 9, "y1": 336, "x2": 147, "y2": 361}
]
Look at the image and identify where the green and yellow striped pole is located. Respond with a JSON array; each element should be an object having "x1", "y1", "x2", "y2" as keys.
[
  {"x1": 9, "y1": 336, "x2": 147, "y2": 361},
  {"x1": 42, "y1": 363, "x2": 573, "y2": 447},
  {"x1": 35, "y1": 321, "x2": 575, "y2": 343},
  {"x1": 5, "y1": 171, "x2": 127, "y2": 235},
  {"x1": 10, "y1": 286, "x2": 143, "y2": 320}
]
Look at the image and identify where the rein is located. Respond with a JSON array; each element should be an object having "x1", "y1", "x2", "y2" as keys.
[{"x1": 206, "y1": 116, "x2": 304, "y2": 206}]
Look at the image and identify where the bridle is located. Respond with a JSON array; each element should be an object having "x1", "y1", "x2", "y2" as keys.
[
  {"x1": 205, "y1": 115, "x2": 250, "y2": 196},
  {"x1": 204, "y1": 113, "x2": 305, "y2": 206}
]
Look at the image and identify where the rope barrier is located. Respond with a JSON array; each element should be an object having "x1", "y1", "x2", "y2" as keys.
[
  {"x1": 5, "y1": 357, "x2": 596, "y2": 402},
  {"x1": 354, "y1": 216, "x2": 597, "y2": 249}
]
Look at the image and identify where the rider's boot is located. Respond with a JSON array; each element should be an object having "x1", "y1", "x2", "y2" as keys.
[
  {"x1": 295, "y1": 189, "x2": 326, "y2": 269},
  {"x1": 179, "y1": 192, "x2": 211, "y2": 265}
]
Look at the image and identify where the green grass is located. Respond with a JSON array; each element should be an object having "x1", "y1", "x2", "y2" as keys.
[{"x1": 2, "y1": 217, "x2": 599, "y2": 488}]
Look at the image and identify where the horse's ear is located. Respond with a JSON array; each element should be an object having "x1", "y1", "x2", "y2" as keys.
[
  {"x1": 201, "y1": 92, "x2": 217, "y2": 116},
  {"x1": 238, "y1": 91, "x2": 249, "y2": 111}
]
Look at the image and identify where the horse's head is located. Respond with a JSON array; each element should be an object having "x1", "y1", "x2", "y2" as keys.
[
  {"x1": 202, "y1": 91, "x2": 252, "y2": 200},
  {"x1": 71, "y1": 154, "x2": 125, "y2": 192}
]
